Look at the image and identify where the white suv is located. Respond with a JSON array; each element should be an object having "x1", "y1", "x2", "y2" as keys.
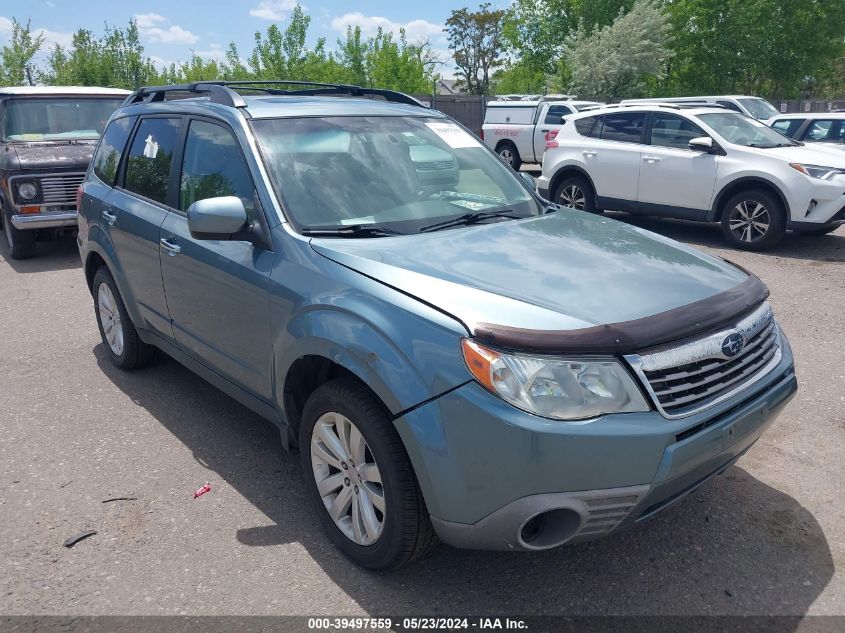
[{"x1": 538, "y1": 104, "x2": 845, "y2": 249}]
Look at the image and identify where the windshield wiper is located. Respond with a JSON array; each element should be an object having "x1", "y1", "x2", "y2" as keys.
[
  {"x1": 748, "y1": 142, "x2": 796, "y2": 148},
  {"x1": 418, "y1": 210, "x2": 523, "y2": 233},
  {"x1": 300, "y1": 224, "x2": 403, "y2": 238}
]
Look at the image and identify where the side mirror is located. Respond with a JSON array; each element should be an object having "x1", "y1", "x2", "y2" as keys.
[
  {"x1": 186, "y1": 196, "x2": 248, "y2": 240},
  {"x1": 518, "y1": 171, "x2": 536, "y2": 190},
  {"x1": 688, "y1": 136, "x2": 715, "y2": 152}
]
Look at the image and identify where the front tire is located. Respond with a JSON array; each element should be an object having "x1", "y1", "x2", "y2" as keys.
[
  {"x1": 553, "y1": 175, "x2": 598, "y2": 213},
  {"x1": 300, "y1": 378, "x2": 437, "y2": 570},
  {"x1": 720, "y1": 189, "x2": 786, "y2": 250},
  {"x1": 496, "y1": 142, "x2": 522, "y2": 171},
  {"x1": 92, "y1": 267, "x2": 157, "y2": 369},
  {"x1": 2, "y1": 208, "x2": 37, "y2": 260}
]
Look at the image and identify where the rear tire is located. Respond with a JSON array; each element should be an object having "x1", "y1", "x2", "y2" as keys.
[
  {"x1": 553, "y1": 175, "x2": 598, "y2": 213},
  {"x1": 719, "y1": 189, "x2": 786, "y2": 251},
  {"x1": 496, "y1": 142, "x2": 522, "y2": 171},
  {"x1": 2, "y1": 207, "x2": 37, "y2": 260},
  {"x1": 92, "y1": 267, "x2": 157, "y2": 370},
  {"x1": 300, "y1": 378, "x2": 438, "y2": 570}
]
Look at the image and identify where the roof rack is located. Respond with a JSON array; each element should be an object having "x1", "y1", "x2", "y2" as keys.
[
  {"x1": 600, "y1": 102, "x2": 728, "y2": 111},
  {"x1": 123, "y1": 80, "x2": 426, "y2": 109}
]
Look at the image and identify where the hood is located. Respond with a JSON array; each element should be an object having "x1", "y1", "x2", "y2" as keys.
[
  {"x1": 6, "y1": 140, "x2": 98, "y2": 171},
  {"x1": 310, "y1": 211, "x2": 752, "y2": 340},
  {"x1": 752, "y1": 142, "x2": 845, "y2": 165}
]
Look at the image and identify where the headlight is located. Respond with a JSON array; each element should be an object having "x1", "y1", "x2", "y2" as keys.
[
  {"x1": 462, "y1": 339, "x2": 650, "y2": 420},
  {"x1": 789, "y1": 163, "x2": 844, "y2": 181},
  {"x1": 17, "y1": 181, "x2": 38, "y2": 200}
]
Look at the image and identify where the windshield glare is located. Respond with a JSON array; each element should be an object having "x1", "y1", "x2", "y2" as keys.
[
  {"x1": 698, "y1": 112, "x2": 795, "y2": 148},
  {"x1": 252, "y1": 115, "x2": 540, "y2": 234},
  {"x1": 737, "y1": 98, "x2": 779, "y2": 120},
  {"x1": 3, "y1": 98, "x2": 124, "y2": 141}
]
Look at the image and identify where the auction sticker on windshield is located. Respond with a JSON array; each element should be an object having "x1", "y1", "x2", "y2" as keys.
[{"x1": 425, "y1": 122, "x2": 480, "y2": 149}]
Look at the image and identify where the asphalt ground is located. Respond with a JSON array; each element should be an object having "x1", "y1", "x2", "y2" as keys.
[{"x1": 1, "y1": 213, "x2": 843, "y2": 618}]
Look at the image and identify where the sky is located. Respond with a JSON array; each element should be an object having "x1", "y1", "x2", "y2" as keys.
[{"x1": 0, "y1": 0, "x2": 510, "y2": 78}]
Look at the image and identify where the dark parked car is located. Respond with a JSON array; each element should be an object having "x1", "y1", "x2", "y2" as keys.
[
  {"x1": 78, "y1": 81, "x2": 796, "y2": 569},
  {"x1": 0, "y1": 86, "x2": 128, "y2": 259}
]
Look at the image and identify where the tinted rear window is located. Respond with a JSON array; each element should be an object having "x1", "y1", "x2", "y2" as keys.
[
  {"x1": 600, "y1": 112, "x2": 645, "y2": 143},
  {"x1": 575, "y1": 116, "x2": 600, "y2": 137},
  {"x1": 92, "y1": 116, "x2": 136, "y2": 185},
  {"x1": 124, "y1": 118, "x2": 182, "y2": 205}
]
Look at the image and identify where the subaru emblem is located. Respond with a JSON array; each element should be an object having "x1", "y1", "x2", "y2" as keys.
[{"x1": 721, "y1": 333, "x2": 745, "y2": 358}]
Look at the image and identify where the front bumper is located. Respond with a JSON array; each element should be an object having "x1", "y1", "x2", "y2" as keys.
[
  {"x1": 10, "y1": 211, "x2": 78, "y2": 230},
  {"x1": 395, "y1": 339, "x2": 796, "y2": 551},
  {"x1": 784, "y1": 174, "x2": 845, "y2": 225}
]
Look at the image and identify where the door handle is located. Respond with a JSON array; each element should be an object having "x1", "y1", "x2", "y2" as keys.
[
  {"x1": 160, "y1": 237, "x2": 181, "y2": 256},
  {"x1": 583, "y1": 150, "x2": 597, "y2": 157},
  {"x1": 540, "y1": 128, "x2": 550, "y2": 132},
  {"x1": 101, "y1": 210, "x2": 117, "y2": 226},
  {"x1": 642, "y1": 155, "x2": 661, "y2": 163}
]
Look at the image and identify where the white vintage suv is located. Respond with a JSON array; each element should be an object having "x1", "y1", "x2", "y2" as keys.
[{"x1": 538, "y1": 104, "x2": 845, "y2": 249}]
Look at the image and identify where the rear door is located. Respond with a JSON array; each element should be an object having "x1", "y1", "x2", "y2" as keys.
[
  {"x1": 588, "y1": 111, "x2": 646, "y2": 203},
  {"x1": 159, "y1": 117, "x2": 274, "y2": 400},
  {"x1": 637, "y1": 112, "x2": 717, "y2": 213},
  {"x1": 533, "y1": 104, "x2": 573, "y2": 162},
  {"x1": 106, "y1": 115, "x2": 184, "y2": 341}
]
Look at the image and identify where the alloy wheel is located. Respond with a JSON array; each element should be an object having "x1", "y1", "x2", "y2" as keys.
[
  {"x1": 310, "y1": 411, "x2": 385, "y2": 546},
  {"x1": 499, "y1": 148, "x2": 514, "y2": 167},
  {"x1": 729, "y1": 200, "x2": 770, "y2": 243},
  {"x1": 559, "y1": 184, "x2": 586, "y2": 210},
  {"x1": 97, "y1": 282, "x2": 125, "y2": 357}
]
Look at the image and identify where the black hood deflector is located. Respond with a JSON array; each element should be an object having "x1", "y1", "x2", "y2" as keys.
[{"x1": 474, "y1": 274, "x2": 769, "y2": 354}]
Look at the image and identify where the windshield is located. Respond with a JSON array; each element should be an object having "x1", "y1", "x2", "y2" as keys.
[
  {"x1": 252, "y1": 115, "x2": 541, "y2": 235},
  {"x1": 3, "y1": 98, "x2": 124, "y2": 141},
  {"x1": 736, "y1": 98, "x2": 779, "y2": 120},
  {"x1": 698, "y1": 112, "x2": 797, "y2": 148}
]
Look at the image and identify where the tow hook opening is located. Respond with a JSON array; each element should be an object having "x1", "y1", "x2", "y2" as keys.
[{"x1": 518, "y1": 508, "x2": 582, "y2": 550}]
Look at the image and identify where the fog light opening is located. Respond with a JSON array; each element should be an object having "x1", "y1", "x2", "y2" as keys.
[{"x1": 518, "y1": 509, "x2": 582, "y2": 550}]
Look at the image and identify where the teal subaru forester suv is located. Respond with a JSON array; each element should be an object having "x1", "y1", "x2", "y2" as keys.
[{"x1": 77, "y1": 81, "x2": 797, "y2": 569}]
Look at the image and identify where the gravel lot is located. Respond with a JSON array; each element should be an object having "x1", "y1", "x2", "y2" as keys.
[{"x1": 1, "y1": 216, "x2": 843, "y2": 617}]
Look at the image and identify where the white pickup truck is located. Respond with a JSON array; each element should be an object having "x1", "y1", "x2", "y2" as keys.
[{"x1": 481, "y1": 99, "x2": 602, "y2": 169}]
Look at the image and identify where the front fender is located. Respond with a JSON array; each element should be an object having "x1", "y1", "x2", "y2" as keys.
[{"x1": 271, "y1": 249, "x2": 472, "y2": 420}]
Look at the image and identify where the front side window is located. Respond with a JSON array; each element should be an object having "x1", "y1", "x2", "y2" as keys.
[
  {"x1": 123, "y1": 118, "x2": 182, "y2": 205},
  {"x1": 736, "y1": 98, "x2": 779, "y2": 120},
  {"x1": 3, "y1": 98, "x2": 124, "y2": 141},
  {"x1": 93, "y1": 116, "x2": 137, "y2": 185},
  {"x1": 698, "y1": 112, "x2": 796, "y2": 149},
  {"x1": 545, "y1": 105, "x2": 572, "y2": 125},
  {"x1": 649, "y1": 113, "x2": 707, "y2": 149},
  {"x1": 716, "y1": 100, "x2": 744, "y2": 113},
  {"x1": 252, "y1": 116, "x2": 541, "y2": 233},
  {"x1": 771, "y1": 119, "x2": 805, "y2": 138},
  {"x1": 600, "y1": 112, "x2": 646, "y2": 143},
  {"x1": 179, "y1": 120, "x2": 259, "y2": 221}
]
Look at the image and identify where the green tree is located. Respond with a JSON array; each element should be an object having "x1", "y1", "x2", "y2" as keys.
[
  {"x1": 491, "y1": 61, "x2": 548, "y2": 94},
  {"x1": 664, "y1": 0, "x2": 845, "y2": 98},
  {"x1": 445, "y1": 3, "x2": 506, "y2": 95},
  {"x1": 0, "y1": 18, "x2": 44, "y2": 85},
  {"x1": 563, "y1": 0, "x2": 671, "y2": 101}
]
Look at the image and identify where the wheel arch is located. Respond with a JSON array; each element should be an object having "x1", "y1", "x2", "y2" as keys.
[
  {"x1": 710, "y1": 177, "x2": 789, "y2": 223},
  {"x1": 547, "y1": 165, "x2": 597, "y2": 202}
]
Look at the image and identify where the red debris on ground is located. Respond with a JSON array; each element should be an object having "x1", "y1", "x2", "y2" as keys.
[{"x1": 193, "y1": 484, "x2": 212, "y2": 499}]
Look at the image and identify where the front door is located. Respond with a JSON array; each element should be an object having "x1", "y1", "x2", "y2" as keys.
[
  {"x1": 159, "y1": 118, "x2": 274, "y2": 400},
  {"x1": 638, "y1": 112, "x2": 718, "y2": 213}
]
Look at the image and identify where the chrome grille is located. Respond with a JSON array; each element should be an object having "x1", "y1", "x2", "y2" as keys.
[
  {"x1": 624, "y1": 302, "x2": 781, "y2": 418},
  {"x1": 39, "y1": 172, "x2": 85, "y2": 206},
  {"x1": 415, "y1": 159, "x2": 457, "y2": 171}
]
